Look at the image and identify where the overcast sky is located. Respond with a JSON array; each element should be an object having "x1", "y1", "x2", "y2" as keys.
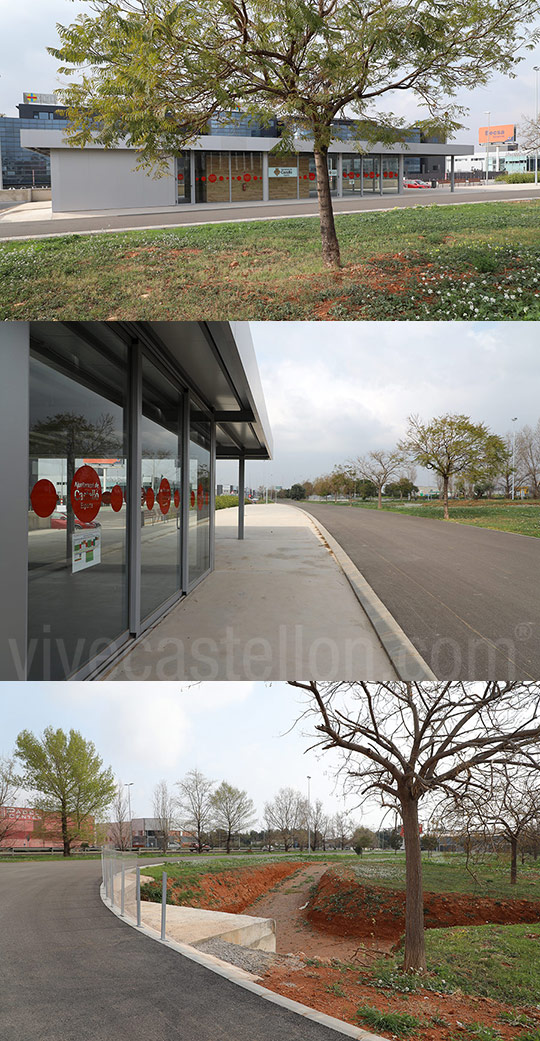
[
  {"x1": 217, "y1": 322, "x2": 540, "y2": 489},
  {"x1": 0, "y1": 680, "x2": 389, "y2": 828},
  {"x1": 2, "y1": 0, "x2": 539, "y2": 144}
]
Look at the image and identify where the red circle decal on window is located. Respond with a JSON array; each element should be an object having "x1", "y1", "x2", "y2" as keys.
[
  {"x1": 174, "y1": 489, "x2": 180, "y2": 509},
  {"x1": 237, "y1": 176, "x2": 241, "y2": 181},
  {"x1": 219, "y1": 175, "x2": 224, "y2": 181},
  {"x1": 157, "y1": 478, "x2": 171, "y2": 515},
  {"x1": 309, "y1": 172, "x2": 315, "y2": 180},
  {"x1": 110, "y1": 485, "x2": 123, "y2": 512},
  {"x1": 197, "y1": 483, "x2": 204, "y2": 510},
  {"x1": 369, "y1": 171, "x2": 374, "y2": 178},
  {"x1": 178, "y1": 173, "x2": 184, "y2": 181},
  {"x1": 31, "y1": 479, "x2": 57, "y2": 518},
  {"x1": 102, "y1": 490, "x2": 111, "y2": 505},
  {"x1": 383, "y1": 171, "x2": 388, "y2": 177},
  {"x1": 209, "y1": 173, "x2": 217, "y2": 183},
  {"x1": 190, "y1": 490, "x2": 195, "y2": 508},
  {"x1": 243, "y1": 173, "x2": 251, "y2": 182},
  {"x1": 254, "y1": 175, "x2": 258, "y2": 180},
  {"x1": 71, "y1": 465, "x2": 102, "y2": 523},
  {"x1": 146, "y1": 487, "x2": 155, "y2": 510},
  {"x1": 356, "y1": 172, "x2": 360, "y2": 178}
]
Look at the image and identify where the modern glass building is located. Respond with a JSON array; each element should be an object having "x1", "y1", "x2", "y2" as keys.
[
  {"x1": 21, "y1": 115, "x2": 472, "y2": 211},
  {"x1": 0, "y1": 94, "x2": 68, "y2": 188},
  {"x1": 0, "y1": 322, "x2": 272, "y2": 681}
]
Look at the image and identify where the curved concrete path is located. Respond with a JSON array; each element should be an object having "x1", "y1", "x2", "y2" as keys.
[
  {"x1": 294, "y1": 502, "x2": 540, "y2": 680},
  {"x1": 1, "y1": 860, "x2": 381, "y2": 1041}
]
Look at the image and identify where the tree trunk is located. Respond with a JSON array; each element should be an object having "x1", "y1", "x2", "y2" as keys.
[
  {"x1": 510, "y1": 837, "x2": 518, "y2": 884},
  {"x1": 400, "y1": 794, "x2": 426, "y2": 971},
  {"x1": 443, "y1": 475, "x2": 449, "y2": 520},
  {"x1": 61, "y1": 807, "x2": 70, "y2": 858},
  {"x1": 377, "y1": 484, "x2": 382, "y2": 509},
  {"x1": 314, "y1": 147, "x2": 341, "y2": 269},
  {"x1": 226, "y1": 830, "x2": 231, "y2": 854}
]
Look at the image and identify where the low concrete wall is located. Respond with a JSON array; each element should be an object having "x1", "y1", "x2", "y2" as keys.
[
  {"x1": 115, "y1": 870, "x2": 276, "y2": 952},
  {"x1": 0, "y1": 188, "x2": 51, "y2": 203}
]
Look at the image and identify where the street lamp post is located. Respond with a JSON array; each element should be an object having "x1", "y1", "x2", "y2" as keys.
[
  {"x1": 511, "y1": 417, "x2": 518, "y2": 501},
  {"x1": 125, "y1": 783, "x2": 134, "y2": 852},
  {"x1": 534, "y1": 67, "x2": 539, "y2": 185},
  {"x1": 485, "y1": 111, "x2": 491, "y2": 185},
  {"x1": 307, "y1": 776, "x2": 311, "y2": 854}
]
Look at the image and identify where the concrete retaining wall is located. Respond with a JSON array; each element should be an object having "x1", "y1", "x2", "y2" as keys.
[{"x1": 0, "y1": 188, "x2": 51, "y2": 203}]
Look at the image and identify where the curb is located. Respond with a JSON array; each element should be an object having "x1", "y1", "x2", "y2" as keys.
[
  {"x1": 100, "y1": 877, "x2": 386, "y2": 1041},
  {"x1": 299, "y1": 509, "x2": 436, "y2": 681}
]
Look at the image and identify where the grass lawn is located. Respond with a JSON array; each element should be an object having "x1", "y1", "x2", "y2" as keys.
[
  {"x1": 320, "y1": 500, "x2": 540, "y2": 537},
  {"x1": 2, "y1": 200, "x2": 540, "y2": 319},
  {"x1": 376, "y1": 922, "x2": 540, "y2": 1006}
]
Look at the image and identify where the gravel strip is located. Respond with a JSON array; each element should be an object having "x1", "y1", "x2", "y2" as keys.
[{"x1": 191, "y1": 937, "x2": 303, "y2": 976}]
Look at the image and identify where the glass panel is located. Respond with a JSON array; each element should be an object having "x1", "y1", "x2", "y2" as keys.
[
  {"x1": 307, "y1": 156, "x2": 318, "y2": 198},
  {"x1": 176, "y1": 152, "x2": 191, "y2": 203},
  {"x1": 382, "y1": 156, "x2": 399, "y2": 191},
  {"x1": 140, "y1": 357, "x2": 183, "y2": 621},
  {"x1": 304, "y1": 155, "x2": 338, "y2": 197},
  {"x1": 268, "y1": 153, "x2": 299, "y2": 200},
  {"x1": 28, "y1": 327, "x2": 128, "y2": 679},
  {"x1": 342, "y1": 153, "x2": 363, "y2": 195},
  {"x1": 327, "y1": 155, "x2": 338, "y2": 197},
  {"x1": 189, "y1": 412, "x2": 211, "y2": 585},
  {"x1": 230, "y1": 151, "x2": 264, "y2": 201},
  {"x1": 195, "y1": 151, "x2": 231, "y2": 203},
  {"x1": 363, "y1": 156, "x2": 380, "y2": 192}
]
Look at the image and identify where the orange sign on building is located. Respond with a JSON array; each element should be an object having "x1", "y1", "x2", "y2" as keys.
[{"x1": 479, "y1": 124, "x2": 515, "y2": 144}]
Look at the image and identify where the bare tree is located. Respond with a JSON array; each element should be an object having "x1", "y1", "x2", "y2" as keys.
[
  {"x1": 177, "y1": 769, "x2": 214, "y2": 853},
  {"x1": 442, "y1": 764, "x2": 540, "y2": 884},
  {"x1": 309, "y1": 798, "x2": 329, "y2": 852},
  {"x1": 356, "y1": 450, "x2": 404, "y2": 509},
  {"x1": 153, "y1": 780, "x2": 175, "y2": 856},
  {"x1": 210, "y1": 782, "x2": 256, "y2": 854},
  {"x1": 264, "y1": 787, "x2": 303, "y2": 851},
  {"x1": 289, "y1": 680, "x2": 540, "y2": 972},
  {"x1": 516, "y1": 421, "x2": 540, "y2": 498},
  {"x1": 109, "y1": 783, "x2": 131, "y2": 851},
  {"x1": 0, "y1": 758, "x2": 19, "y2": 846},
  {"x1": 331, "y1": 809, "x2": 352, "y2": 850}
]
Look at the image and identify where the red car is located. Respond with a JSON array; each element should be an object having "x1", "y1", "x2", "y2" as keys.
[{"x1": 50, "y1": 509, "x2": 100, "y2": 530}]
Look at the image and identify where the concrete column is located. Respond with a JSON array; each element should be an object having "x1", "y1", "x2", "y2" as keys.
[
  {"x1": 0, "y1": 324, "x2": 29, "y2": 679},
  {"x1": 360, "y1": 155, "x2": 364, "y2": 196},
  {"x1": 262, "y1": 153, "x2": 269, "y2": 201},
  {"x1": 238, "y1": 456, "x2": 245, "y2": 541},
  {"x1": 209, "y1": 419, "x2": 216, "y2": 571},
  {"x1": 450, "y1": 154, "x2": 455, "y2": 193},
  {"x1": 337, "y1": 153, "x2": 343, "y2": 198},
  {"x1": 379, "y1": 155, "x2": 384, "y2": 195},
  {"x1": 128, "y1": 342, "x2": 142, "y2": 636},
  {"x1": 398, "y1": 154, "x2": 404, "y2": 194}
]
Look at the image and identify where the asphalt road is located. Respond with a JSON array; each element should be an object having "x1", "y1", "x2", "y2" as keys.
[
  {"x1": 0, "y1": 860, "x2": 350, "y2": 1041},
  {"x1": 293, "y1": 503, "x2": 540, "y2": 680},
  {"x1": 1, "y1": 186, "x2": 538, "y2": 240}
]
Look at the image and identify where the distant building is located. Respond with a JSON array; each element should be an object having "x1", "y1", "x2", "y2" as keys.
[
  {"x1": 0, "y1": 92, "x2": 68, "y2": 188},
  {"x1": 0, "y1": 806, "x2": 95, "y2": 849}
]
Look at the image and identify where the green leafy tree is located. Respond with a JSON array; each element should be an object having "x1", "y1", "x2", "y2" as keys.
[
  {"x1": 211, "y1": 781, "x2": 256, "y2": 853},
  {"x1": 399, "y1": 414, "x2": 507, "y2": 520},
  {"x1": 14, "y1": 728, "x2": 116, "y2": 857},
  {"x1": 290, "y1": 483, "x2": 307, "y2": 500},
  {"x1": 352, "y1": 825, "x2": 375, "y2": 855},
  {"x1": 0, "y1": 758, "x2": 19, "y2": 846},
  {"x1": 51, "y1": 0, "x2": 540, "y2": 269}
]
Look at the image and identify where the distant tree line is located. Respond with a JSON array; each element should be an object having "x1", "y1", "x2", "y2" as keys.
[{"x1": 287, "y1": 414, "x2": 540, "y2": 520}]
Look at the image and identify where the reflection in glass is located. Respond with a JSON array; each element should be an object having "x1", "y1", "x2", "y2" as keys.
[
  {"x1": 28, "y1": 332, "x2": 128, "y2": 679},
  {"x1": 141, "y1": 358, "x2": 183, "y2": 620},
  {"x1": 189, "y1": 414, "x2": 211, "y2": 585}
]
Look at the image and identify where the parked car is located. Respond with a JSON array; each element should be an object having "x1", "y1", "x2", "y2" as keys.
[
  {"x1": 50, "y1": 509, "x2": 100, "y2": 531},
  {"x1": 403, "y1": 178, "x2": 431, "y2": 189}
]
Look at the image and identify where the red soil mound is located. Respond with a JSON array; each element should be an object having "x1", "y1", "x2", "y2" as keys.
[
  {"x1": 167, "y1": 861, "x2": 300, "y2": 914},
  {"x1": 306, "y1": 868, "x2": 540, "y2": 942}
]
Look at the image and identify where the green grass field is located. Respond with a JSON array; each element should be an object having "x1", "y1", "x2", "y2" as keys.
[
  {"x1": 2, "y1": 200, "x2": 540, "y2": 319},
  {"x1": 376, "y1": 922, "x2": 540, "y2": 1007},
  {"x1": 319, "y1": 500, "x2": 540, "y2": 537}
]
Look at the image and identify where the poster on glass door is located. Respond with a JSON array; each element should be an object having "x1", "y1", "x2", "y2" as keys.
[{"x1": 72, "y1": 530, "x2": 102, "y2": 573}]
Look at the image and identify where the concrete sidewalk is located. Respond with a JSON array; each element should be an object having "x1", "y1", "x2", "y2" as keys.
[{"x1": 102, "y1": 503, "x2": 395, "y2": 680}]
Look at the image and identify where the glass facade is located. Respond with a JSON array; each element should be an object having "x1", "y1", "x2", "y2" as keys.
[
  {"x1": 140, "y1": 357, "x2": 183, "y2": 621},
  {"x1": 0, "y1": 117, "x2": 68, "y2": 188},
  {"x1": 28, "y1": 327, "x2": 129, "y2": 680},
  {"x1": 176, "y1": 152, "x2": 191, "y2": 203},
  {"x1": 24, "y1": 330, "x2": 219, "y2": 677},
  {"x1": 189, "y1": 414, "x2": 211, "y2": 585}
]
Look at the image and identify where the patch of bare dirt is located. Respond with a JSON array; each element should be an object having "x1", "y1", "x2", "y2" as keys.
[
  {"x1": 167, "y1": 861, "x2": 300, "y2": 913},
  {"x1": 306, "y1": 868, "x2": 540, "y2": 943},
  {"x1": 260, "y1": 961, "x2": 540, "y2": 1041}
]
